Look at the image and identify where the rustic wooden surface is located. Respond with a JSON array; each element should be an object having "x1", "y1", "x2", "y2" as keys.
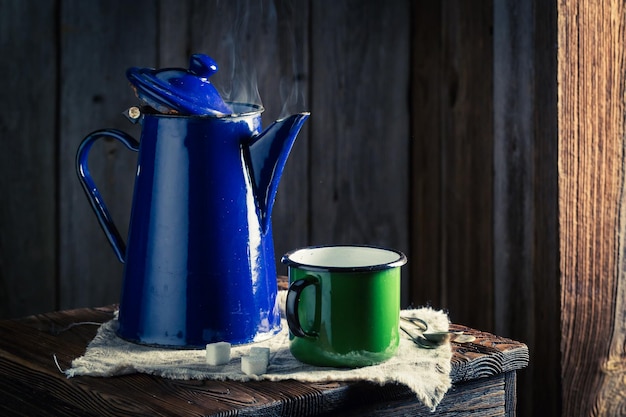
[
  {"x1": 558, "y1": 1, "x2": 626, "y2": 416},
  {"x1": 340, "y1": 373, "x2": 512, "y2": 417},
  {"x1": 0, "y1": 306, "x2": 528, "y2": 416}
]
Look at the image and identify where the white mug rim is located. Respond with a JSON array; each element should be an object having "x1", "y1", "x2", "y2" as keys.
[{"x1": 281, "y1": 245, "x2": 407, "y2": 272}]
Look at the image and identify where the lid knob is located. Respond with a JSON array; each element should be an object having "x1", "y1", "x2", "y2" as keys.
[{"x1": 189, "y1": 54, "x2": 219, "y2": 78}]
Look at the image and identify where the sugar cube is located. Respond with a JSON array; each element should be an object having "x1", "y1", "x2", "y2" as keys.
[
  {"x1": 206, "y1": 342, "x2": 231, "y2": 366},
  {"x1": 249, "y1": 347, "x2": 270, "y2": 366},
  {"x1": 241, "y1": 355, "x2": 268, "y2": 375}
]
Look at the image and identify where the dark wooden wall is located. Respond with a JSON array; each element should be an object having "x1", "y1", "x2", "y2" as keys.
[
  {"x1": 2, "y1": 1, "x2": 624, "y2": 416},
  {"x1": 0, "y1": 0, "x2": 410, "y2": 317},
  {"x1": 1, "y1": 0, "x2": 411, "y2": 316}
]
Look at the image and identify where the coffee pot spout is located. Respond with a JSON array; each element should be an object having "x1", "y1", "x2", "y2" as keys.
[{"x1": 246, "y1": 112, "x2": 310, "y2": 234}]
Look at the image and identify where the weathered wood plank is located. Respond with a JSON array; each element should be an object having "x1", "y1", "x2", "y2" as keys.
[
  {"x1": 558, "y1": 1, "x2": 626, "y2": 415},
  {"x1": 410, "y1": 1, "x2": 444, "y2": 311},
  {"x1": 503, "y1": 371, "x2": 517, "y2": 417},
  {"x1": 493, "y1": 2, "x2": 561, "y2": 416},
  {"x1": 410, "y1": 1, "x2": 494, "y2": 330},
  {"x1": 0, "y1": 370, "x2": 95, "y2": 417},
  {"x1": 58, "y1": 0, "x2": 157, "y2": 309},
  {"x1": 493, "y1": 0, "x2": 535, "y2": 349},
  {"x1": 0, "y1": 0, "x2": 57, "y2": 318},
  {"x1": 156, "y1": 0, "x2": 192, "y2": 67},
  {"x1": 440, "y1": 0, "x2": 494, "y2": 332},
  {"x1": 528, "y1": 1, "x2": 561, "y2": 416},
  {"x1": 337, "y1": 375, "x2": 507, "y2": 417},
  {"x1": 448, "y1": 324, "x2": 529, "y2": 383},
  {"x1": 310, "y1": 0, "x2": 411, "y2": 302}
]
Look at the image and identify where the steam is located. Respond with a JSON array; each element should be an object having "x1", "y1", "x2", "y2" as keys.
[
  {"x1": 215, "y1": 34, "x2": 263, "y2": 109},
  {"x1": 207, "y1": 1, "x2": 307, "y2": 118},
  {"x1": 278, "y1": 43, "x2": 307, "y2": 119}
]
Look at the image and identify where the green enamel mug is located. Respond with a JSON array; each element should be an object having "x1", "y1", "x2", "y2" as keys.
[{"x1": 282, "y1": 245, "x2": 407, "y2": 367}]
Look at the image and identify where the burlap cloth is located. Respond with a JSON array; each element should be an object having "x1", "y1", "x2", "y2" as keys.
[{"x1": 65, "y1": 293, "x2": 452, "y2": 411}]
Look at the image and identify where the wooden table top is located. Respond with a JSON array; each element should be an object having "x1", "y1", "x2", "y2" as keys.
[{"x1": 0, "y1": 306, "x2": 528, "y2": 416}]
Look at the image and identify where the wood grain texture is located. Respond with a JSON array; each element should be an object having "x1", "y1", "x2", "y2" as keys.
[
  {"x1": 0, "y1": 0, "x2": 57, "y2": 318},
  {"x1": 410, "y1": 0, "x2": 494, "y2": 331},
  {"x1": 529, "y1": 1, "x2": 561, "y2": 416},
  {"x1": 503, "y1": 372, "x2": 517, "y2": 417},
  {"x1": 440, "y1": 0, "x2": 494, "y2": 333},
  {"x1": 310, "y1": 0, "x2": 411, "y2": 302},
  {"x1": 0, "y1": 306, "x2": 527, "y2": 416},
  {"x1": 448, "y1": 324, "x2": 529, "y2": 383},
  {"x1": 338, "y1": 375, "x2": 508, "y2": 417},
  {"x1": 58, "y1": 0, "x2": 156, "y2": 309},
  {"x1": 493, "y1": 1, "x2": 560, "y2": 416},
  {"x1": 558, "y1": 1, "x2": 626, "y2": 416},
  {"x1": 156, "y1": 0, "x2": 192, "y2": 67},
  {"x1": 410, "y1": 1, "x2": 444, "y2": 312},
  {"x1": 493, "y1": 0, "x2": 535, "y2": 349}
]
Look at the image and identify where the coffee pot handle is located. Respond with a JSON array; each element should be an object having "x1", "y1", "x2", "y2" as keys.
[
  {"x1": 75, "y1": 129, "x2": 140, "y2": 263},
  {"x1": 286, "y1": 277, "x2": 320, "y2": 338}
]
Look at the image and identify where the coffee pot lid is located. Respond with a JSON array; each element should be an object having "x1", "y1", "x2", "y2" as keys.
[{"x1": 126, "y1": 54, "x2": 232, "y2": 116}]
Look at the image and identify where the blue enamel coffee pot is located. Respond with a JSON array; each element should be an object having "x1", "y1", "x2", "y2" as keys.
[{"x1": 76, "y1": 55, "x2": 309, "y2": 347}]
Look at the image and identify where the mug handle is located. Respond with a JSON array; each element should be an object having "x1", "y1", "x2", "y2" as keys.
[
  {"x1": 75, "y1": 129, "x2": 140, "y2": 263},
  {"x1": 286, "y1": 277, "x2": 319, "y2": 338}
]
